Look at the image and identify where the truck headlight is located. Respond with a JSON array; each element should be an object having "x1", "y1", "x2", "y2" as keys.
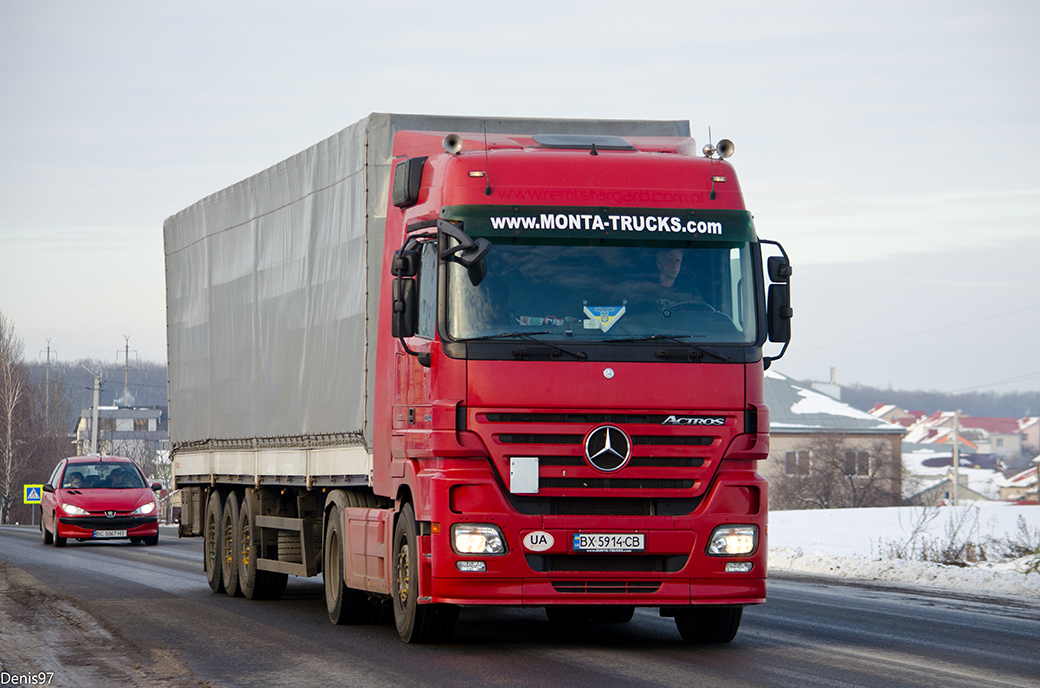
[
  {"x1": 451, "y1": 523, "x2": 506, "y2": 555},
  {"x1": 706, "y1": 525, "x2": 758, "y2": 556},
  {"x1": 60, "y1": 503, "x2": 89, "y2": 516}
]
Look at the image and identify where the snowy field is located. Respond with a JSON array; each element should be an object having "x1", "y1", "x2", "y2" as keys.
[{"x1": 768, "y1": 503, "x2": 1040, "y2": 598}]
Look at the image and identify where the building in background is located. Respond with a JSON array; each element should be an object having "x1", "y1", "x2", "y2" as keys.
[{"x1": 764, "y1": 371, "x2": 906, "y2": 510}]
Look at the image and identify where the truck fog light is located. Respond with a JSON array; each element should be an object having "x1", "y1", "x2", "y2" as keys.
[
  {"x1": 707, "y1": 525, "x2": 758, "y2": 556},
  {"x1": 456, "y1": 561, "x2": 487, "y2": 572},
  {"x1": 725, "y1": 561, "x2": 754, "y2": 573},
  {"x1": 451, "y1": 523, "x2": 507, "y2": 555}
]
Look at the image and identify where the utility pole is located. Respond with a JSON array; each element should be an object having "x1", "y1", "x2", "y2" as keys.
[
  {"x1": 118, "y1": 335, "x2": 137, "y2": 407},
  {"x1": 951, "y1": 410, "x2": 960, "y2": 506},
  {"x1": 81, "y1": 365, "x2": 102, "y2": 455},
  {"x1": 39, "y1": 340, "x2": 55, "y2": 426}
]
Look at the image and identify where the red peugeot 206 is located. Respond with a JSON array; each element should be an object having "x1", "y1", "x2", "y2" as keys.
[{"x1": 40, "y1": 455, "x2": 161, "y2": 546}]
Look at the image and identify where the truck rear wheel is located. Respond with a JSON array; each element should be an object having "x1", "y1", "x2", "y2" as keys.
[
  {"x1": 392, "y1": 503, "x2": 458, "y2": 643},
  {"x1": 674, "y1": 606, "x2": 743, "y2": 643},
  {"x1": 204, "y1": 490, "x2": 225, "y2": 593},
  {"x1": 238, "y1": 489, "x2": 288, "y2": 601},
  {"x1": 324, "y1": 504, "x2": 377, "y2": 624},
  {"x1": 221, "y1": 492, "x2": 242, "y2": 597}
]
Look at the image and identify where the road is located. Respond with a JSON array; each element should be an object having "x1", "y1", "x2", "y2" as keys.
[{"x1": 1, "y1": 524, "x2": 1038, "y2": 688}]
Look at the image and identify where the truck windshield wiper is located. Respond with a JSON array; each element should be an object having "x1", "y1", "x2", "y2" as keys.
[
  {"x1": 612, "y1": 334, "x2": 729, "y2": 362},
  {"x1": 461, "y1": 331, "x2": 587, "y2": 360}
]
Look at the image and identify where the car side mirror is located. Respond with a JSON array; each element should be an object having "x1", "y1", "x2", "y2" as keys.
[
  {"x1": 151, "y1": 483, "x2": 162, "y2": 492},
  {"x1": 43, "y1": 483, "x2": 55, "y2": 493}
]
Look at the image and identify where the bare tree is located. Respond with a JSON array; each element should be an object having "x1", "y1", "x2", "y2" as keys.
[
  {"x1": 771, "y1": 434, "x2": 897, "y2": 510},
  {"x1": 0, "y1": 313, "x2": 27, "y2": 524}
]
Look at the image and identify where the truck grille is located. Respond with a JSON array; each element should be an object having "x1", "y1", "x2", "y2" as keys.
[
  {"x1": 552, "y1": 581, "x2": 663, "y2": 594},
  {"x1": 475, "y1": 407, "x2": 740, "y2": 502}
]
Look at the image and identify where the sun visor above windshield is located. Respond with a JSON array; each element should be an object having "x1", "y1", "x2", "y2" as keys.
[{"x1": 441, "y1": 206, "x2": 756, "y2": 245}]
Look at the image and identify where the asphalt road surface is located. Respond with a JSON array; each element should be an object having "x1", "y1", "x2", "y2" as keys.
[{"x1": 1, "y1": 524, "x2": 1038, "y2": 688}]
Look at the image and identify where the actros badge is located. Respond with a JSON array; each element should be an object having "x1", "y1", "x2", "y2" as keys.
[{"x1": 662, "y1": 415, "x2": 726, "y2": 426}]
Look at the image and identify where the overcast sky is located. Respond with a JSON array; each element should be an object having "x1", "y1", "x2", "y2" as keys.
[{"x1": 1, "y1": 1, "x2": 1038, "y2": 394}]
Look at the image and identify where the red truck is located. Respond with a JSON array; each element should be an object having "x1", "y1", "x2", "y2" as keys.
[{"x1": 165, "y1": 113, "x2": 792, "y2": 644}]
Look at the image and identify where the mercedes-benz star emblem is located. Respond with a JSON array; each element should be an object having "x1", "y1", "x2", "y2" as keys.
[{"x1": 584, "y1": 425, "x2": 631, "y2": 472}]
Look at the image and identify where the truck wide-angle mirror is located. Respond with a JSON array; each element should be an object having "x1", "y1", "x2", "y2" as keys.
[
  {"x1": 767, "y1": 255, "x2": 791, "y2": 283},
  {"x1": 392, "y1": 249, "x2": 420, "y2": 278}
]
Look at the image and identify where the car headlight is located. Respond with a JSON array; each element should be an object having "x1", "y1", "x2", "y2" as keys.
[
  {"x1": 131, "y1": 502, "x2": 156, "y2": 516},
  {"x1": 60, "y1": 503, "x2": 89, "y2": 516},
  {"x1": 451, "y1": 523, "x2": 506, "y2": 555},
  {"x1": 706, "y1": 525, "x2": 758, "y2": 556}
]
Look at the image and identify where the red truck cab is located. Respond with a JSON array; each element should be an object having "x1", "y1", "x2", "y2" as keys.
[{"x1": 372, "y1": 131, "x2": 790, "y2": 642}]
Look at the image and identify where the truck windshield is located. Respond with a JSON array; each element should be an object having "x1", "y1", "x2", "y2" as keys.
[{"x1": 445, "y1": 235, "x2": 758, "y2": 344}]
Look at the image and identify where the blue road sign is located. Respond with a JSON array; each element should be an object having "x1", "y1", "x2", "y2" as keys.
[{"x1": 24, "y1": 484, "x2": 43, "y2": 504}]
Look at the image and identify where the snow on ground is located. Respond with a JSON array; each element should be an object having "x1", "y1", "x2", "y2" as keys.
[{"x1": 768, "y1": 503, "x2": 1040, "y2": 598}]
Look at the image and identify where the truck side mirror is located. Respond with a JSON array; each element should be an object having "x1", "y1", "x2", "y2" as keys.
[
  {"x1": 392, "y1": 278, "x2": 417, "y2": 339},
  {"x1": 767, "y1": 256, "x2": 791, "y2": 283},
  {"x1": 392, "y1": 249, "x2": 420, "y2": 278},
  {"x1": 767, "y1": 283, "x2": 792, "y2": 343}
]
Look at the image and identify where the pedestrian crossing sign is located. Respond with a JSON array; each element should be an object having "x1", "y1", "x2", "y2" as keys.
[{"x1": 24, "y1": 484, "x2": 43, "y2": 504}]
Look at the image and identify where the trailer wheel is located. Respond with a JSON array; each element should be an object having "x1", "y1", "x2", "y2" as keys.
[
  {"x1": 221, "y1": 492, "x2": 242, "y2": 597},
  {"x1": 391, "y1": 503, "x2": 458, "y2": 643},
  {"x1": 238, "y1": 489, "x2": 287, "y2": 601},
  {"x1": 674, "y1": 606, "x2": 743, "y2": 643},
  {"x1": 324, "y1": 505, "x2": 376, "y2": 624},
  {"x1": 204, "y1": 490, "x2": 225, "y2": 593}
]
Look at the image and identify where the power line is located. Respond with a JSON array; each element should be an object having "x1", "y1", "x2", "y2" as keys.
[
  {"x1": 798, "y1": 302, "x2": 1040, "y2": 351},
  {"x1": 944, "y1": 370, "x2": 1040, "y2": 394}
]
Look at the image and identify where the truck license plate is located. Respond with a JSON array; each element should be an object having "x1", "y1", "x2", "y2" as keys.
[
  {"x1": 572, "y1": 533, "x2": 645, "y2": 552},
  {"x1": 93, "y1": 530, "x2": 127, "y2": 538}
]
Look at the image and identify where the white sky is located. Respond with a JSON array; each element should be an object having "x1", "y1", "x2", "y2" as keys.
[{"x1": 1, "y1": 1, "x2": 1038, "y2": 392}]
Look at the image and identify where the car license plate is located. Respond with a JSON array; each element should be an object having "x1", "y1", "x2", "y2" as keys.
[
  {"x1": 572, "y1": 533, "x2": 645, "y2": 553},
  {"x1": 93, "y1": 530, "x2": 127, "y2": 538}
]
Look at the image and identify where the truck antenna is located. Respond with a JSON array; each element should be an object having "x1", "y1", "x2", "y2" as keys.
[
  {"x1": 483, "y1": 122, "x2": 492, "y2": 196},
  {"x1": 707, "y1": 126, "x2": 717, "y2": 200}
]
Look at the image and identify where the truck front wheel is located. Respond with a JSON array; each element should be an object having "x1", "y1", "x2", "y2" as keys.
[
  {"x1": 391, "y1": 503, "x2": 458, "y2": 643},
  {"x1": 674, "y1": 606, "x2": 743, "y2": 643}
]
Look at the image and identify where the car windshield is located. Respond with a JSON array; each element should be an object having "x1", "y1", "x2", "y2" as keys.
[
  {"x1": 446, "y1": 240, "x2": 758, "y2": 343},
  {"x1": 62, "y1": 463, "x2": 145, "y2": 489}
]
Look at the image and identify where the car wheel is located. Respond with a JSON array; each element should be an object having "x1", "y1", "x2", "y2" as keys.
[
  {"x1": 143, "y1": 535, "x2": 159, "y2": 546},
  {"x1": 130, "y1": 537, "x2": 142, "y2": 544},
  {"x1": 41, "y1": 519, "x2": 53, "y2": 545}
]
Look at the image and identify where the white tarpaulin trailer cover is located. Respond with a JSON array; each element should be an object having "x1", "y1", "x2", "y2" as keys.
[{"x1": 163, "y1": 113, "x2": 690, "y2": 453}]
